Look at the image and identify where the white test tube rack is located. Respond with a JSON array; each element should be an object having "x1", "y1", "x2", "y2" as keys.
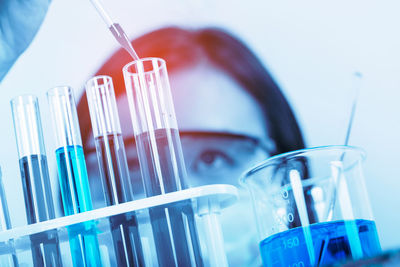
[{"x1": 0, "y1": 184, "x2": 238, "y2": 266}]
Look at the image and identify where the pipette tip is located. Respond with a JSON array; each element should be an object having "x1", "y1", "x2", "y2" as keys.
[
  {"x1": 109, "y1": 23, "x2": 140, "y2": 61},
  {"x1": 89, "y1": 0, "x2": 140, "y2": 61}
]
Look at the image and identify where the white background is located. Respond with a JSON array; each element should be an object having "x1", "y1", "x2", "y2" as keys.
[{"x1": 1, "y1": 0, "x2": 399, "y2": 250}]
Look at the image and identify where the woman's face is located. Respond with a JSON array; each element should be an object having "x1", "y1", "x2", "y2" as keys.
[
  {"x1": 85, "y1": 61, "x2": 274, "y2": 265},
  {"x1": 113, "y1": 61, "x2": 274, "y2": 187},
  {"x1": 170, "y1": 61, "x2": 273, "y2": 186}
]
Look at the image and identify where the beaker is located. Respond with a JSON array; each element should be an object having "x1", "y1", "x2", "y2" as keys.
[{"x1": 240, "y1": 146, "x2": 381, "y2": 267}]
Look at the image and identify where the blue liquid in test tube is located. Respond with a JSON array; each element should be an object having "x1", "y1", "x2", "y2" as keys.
[
  {"x1": 48, "y1": 87, "x2": 102, "y2": 267},
  {"x1": 56, "y1": 146, "x2": 93, "y2": 217},
  {"x1": 56, "y1": 145, "x2": 101, "y2": 266},
  {"x1": 260, "y1": 220, "x2": 381, "y2": 266}
]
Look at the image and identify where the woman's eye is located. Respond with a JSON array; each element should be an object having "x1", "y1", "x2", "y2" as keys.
[{"x1": 191, "y1": 150, "x2": 234, "y2": 174}]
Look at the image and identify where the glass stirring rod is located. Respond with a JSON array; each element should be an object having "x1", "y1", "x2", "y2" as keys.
[
  {"x1": 343, "y1": 72, "x2": 363, "y2": 147},
  {"x1": 318, "y1": 72, "x2": 364, "y2": 266},
  {"x1": 338, "y1": 72, "x2": 363, "y2": 161},
  {"x1": 89, "y1": 0, "x2": 140, "y2": 60}
]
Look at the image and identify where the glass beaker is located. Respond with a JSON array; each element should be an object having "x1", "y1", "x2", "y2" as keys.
[{"x1": 240, "y1": 146, "x2": 381, "y2": 267}]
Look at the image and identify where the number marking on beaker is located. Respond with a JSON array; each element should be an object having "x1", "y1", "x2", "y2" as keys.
[
  {"x1": 288, "y1": 261, "x2": 304, "y2": 267},
  {"x1": 277, "y1": 212, "x2": 294, "y2": 224},
  {"x1": 283, "y1": 237, "x2": 299, "y2": 249},
  {"x1": 281, "y1": 189, "x2": 289, "y2": 199},
  {"x1": 287, "y1": 213, "x2": 294, "y2": 222}
]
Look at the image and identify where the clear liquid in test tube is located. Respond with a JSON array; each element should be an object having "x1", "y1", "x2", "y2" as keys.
[
  {"x1": 123, "y1": 58, "x2": 203, "y2": 266},
  {"x1": 11, "y1": 95, "x2": 62, "y2": 266},
  {"x1": 47, "y1": 87, "x2": 102, "y2": 267},
  {"x1": 86, "y1": 75, "x2": 144, "y2": 266}
]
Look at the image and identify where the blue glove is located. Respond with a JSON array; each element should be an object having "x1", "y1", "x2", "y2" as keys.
[{"x1": 0, "y1": 0, "x2": 51, "y2": 80}]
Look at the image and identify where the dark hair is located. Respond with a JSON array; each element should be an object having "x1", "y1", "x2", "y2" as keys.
[{"x1": 77, "y1": 27, "x2": 305, "y2": 154}]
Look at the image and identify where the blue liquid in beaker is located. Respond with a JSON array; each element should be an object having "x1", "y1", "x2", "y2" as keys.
[
  {"x1": 260, "y1": 220, "x2": 381, "y2": 267},
  {"x1": 56, "y1": 145, "x2": 102, "y2": 267}
]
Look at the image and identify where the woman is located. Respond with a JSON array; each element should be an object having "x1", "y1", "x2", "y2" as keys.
[{"x1": 78, "y1": 27, "x2": 305, "y2": 266}]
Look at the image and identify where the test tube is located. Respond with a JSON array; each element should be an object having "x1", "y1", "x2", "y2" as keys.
[
  {"x1": 123, "y1": 58, "x2": 203, "y2": 266},
  {"x1": 47, "y1": 87, "x2": 102, "y2": 267},
  {"x1": 85, "y1": 75, "x2": 144, "y2": 266},
  {"x1": 0, "y1": 168, "x2": 18, "y2": 267},
  {"x1": 10, "y1": 95, "x2": 62, "y2": 266}
]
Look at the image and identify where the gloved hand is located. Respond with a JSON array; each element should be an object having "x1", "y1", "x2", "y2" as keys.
[{"x1": 0, "y1": 0, "x2": 51, "y2": 80}]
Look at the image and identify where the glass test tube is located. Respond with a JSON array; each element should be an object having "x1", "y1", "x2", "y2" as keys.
[
  {"x1": 123, "y1": 58, "x2": 203, "y2": 266},
  {"x1": 47, "y1": 87, "x2": 102, "y2": 267},
  {"x1": 10, "y1": 95, "x2": 62, "y2": 266},
  {"x1": 0, "y1": 168, "x2": 18, "y2": 267},
  {"x1": 86, "y1": 76, "x2": 144, "y2": 266}
]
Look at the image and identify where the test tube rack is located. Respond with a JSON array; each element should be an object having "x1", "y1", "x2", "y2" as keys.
[{"x1": 0, "y1": 184, "x2": 238, "y2": 266}]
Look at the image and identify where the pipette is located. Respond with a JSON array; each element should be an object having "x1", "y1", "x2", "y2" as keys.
[{"x1": 89, "y1": 0, "x2": 140, "y2": 61}]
